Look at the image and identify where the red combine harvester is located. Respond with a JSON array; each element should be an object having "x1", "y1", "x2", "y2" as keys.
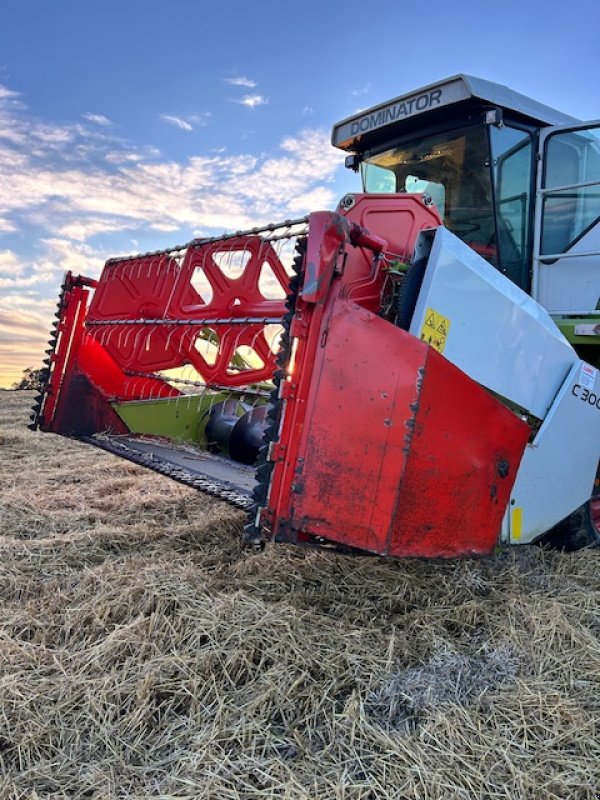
[{"x1": 31, "y1": 75, "x2": 600, "y2": 557}]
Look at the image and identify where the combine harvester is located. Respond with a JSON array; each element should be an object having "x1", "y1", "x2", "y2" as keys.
[{"x1": 31, "y1": 75, "x2": 600, "y2": 557}]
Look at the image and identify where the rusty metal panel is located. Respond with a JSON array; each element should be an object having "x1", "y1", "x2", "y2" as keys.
[
  {"x1": 388, "y1": 346, "x2": 530, "y2": 557},
  {"x1": 288, "y1": 300, "x2": 426, "y2": 553},
  {"x1": 285, "y1": 300, "x2": 529, "y2": 558}
]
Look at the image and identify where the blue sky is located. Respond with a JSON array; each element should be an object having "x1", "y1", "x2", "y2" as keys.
[{"x1": 1, "y1": 0, "x2": 599, "y2": 385}]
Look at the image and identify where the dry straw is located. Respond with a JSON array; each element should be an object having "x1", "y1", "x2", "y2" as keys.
[{"x1": 0, "y1": 391, "x2": 599, "y2": 798}]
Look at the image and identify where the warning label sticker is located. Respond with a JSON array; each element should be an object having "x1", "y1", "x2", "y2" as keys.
[
  {"x1": 580, "y1": 363, "x2": 597, "y2": 390},
  {"x1": 419, "y1": 307, "x2": 451, "y2": 353},
  {"x1": 579, "y1": 364, "x2": 598, "y2": 389}
]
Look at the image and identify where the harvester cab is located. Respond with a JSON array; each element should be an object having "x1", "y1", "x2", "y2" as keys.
[
  {"x1": 334, "y1": 74, "x2": 600, "y2": 339},
  {"x1": 30, "y1": 75, "x2": 600, "y2": 558}
]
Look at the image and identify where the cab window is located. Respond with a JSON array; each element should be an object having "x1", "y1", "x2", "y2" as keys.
[
  {"x1": 361, "y1": 125, "x2": 498, "y2": 265},
  {"x1": 490, "y1": 126, "x2": 534, "y2": 287},
  {"x1": 542, "y1": 125, "x2": 600, "y2": 255}
]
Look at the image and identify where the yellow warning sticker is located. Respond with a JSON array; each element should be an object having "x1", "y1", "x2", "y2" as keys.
[
  {"x1": 511, "y1": 506, "x2": 523, "y2": 542},
  {"x1": 419, "y1": 307, "x2": 451, "y2": 353}
]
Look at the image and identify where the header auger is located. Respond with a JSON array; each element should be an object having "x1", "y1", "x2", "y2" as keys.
[{"x1": 31, "y1": 75, "x2": 600, "y2": 557}]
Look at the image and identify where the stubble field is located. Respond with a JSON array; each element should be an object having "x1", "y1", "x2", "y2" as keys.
[{"x1": 0, "y1": 390, "x2": 599, "y2": 799}]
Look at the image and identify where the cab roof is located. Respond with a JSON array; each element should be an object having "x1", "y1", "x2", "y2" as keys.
[{"x1": 332, "y1": 74, "x2": 578, "y2": 152}]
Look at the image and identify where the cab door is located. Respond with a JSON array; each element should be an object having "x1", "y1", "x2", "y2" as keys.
[{"x1": 533, "y1": 121, "x2": 600, "y2": 315}]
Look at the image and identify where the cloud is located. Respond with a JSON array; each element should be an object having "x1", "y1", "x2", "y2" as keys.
[
  {"x1": 0, "y1": 241, "x2": 104, "y2": 291},
  {"x1": 0, "y1": 293, "x2": 57, "y2": 386},
  {"x1": 105, "y1": 145, "x2": 160, "y2": 165},
  {"x1": 351, "y1": 83, "x2": 372, "y2": 97},
  {"x1": 302, "y1": 106, "x2": 314, "y2": 117},
  {"x1": 0, "y1": 249, "x2": 22, "y2": 275},
  {"x1": 0, "y1": 81, "x2": 344, "y2": 385},
  {"x1": 286, "y1": 186, "x2": 337, "y2": 213},
  {"x1": 160, "y1": 114, "x2": 193, "y2": 132},
  {"x1": 0, "y1": 126, "x2": 339, "y2": 239},
  {"x1": 0, "y1": 250, "x2": 56, "y2": 291},
  {"x1": 33, "y1": 124, "x2": 74, "y2": 144},
  {"x1": 0, "y1": 84, "x2": 21, "y2": 102},
  {"x1": 56, "y1": 217, "x2": 135, "y2": 241},
  {"x1": 83, "y1": 112, "x2": 111, "y2": 126},
  {"x1": 0, "y1": 272, "x2": 53, "y2": 290},
  {"x1": 39, "y1": 238, "x2": 107, "y2": 277},
  {"x1": 0, "y1": 88, "x2": 126, "y2": 167},
  {"x1": 0, "y1": 217, "x2": 16, "y2": 233},
  {"x1": 160, "y1": 112, "x2": 211, "y2": 131},
  {"x1": 235, "y1": 94, "x2": 268, "y2": 109},
  {"x1": 188, "y1": 113, "x2": 211, "y2": 126},
  {"x1": 224, "y1": 76, "x2": 256, "y2": 88}
]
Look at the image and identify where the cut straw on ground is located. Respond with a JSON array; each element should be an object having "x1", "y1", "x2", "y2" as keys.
[{"x1": 0, "y1": 390, "x2": 599, "y2": 798}]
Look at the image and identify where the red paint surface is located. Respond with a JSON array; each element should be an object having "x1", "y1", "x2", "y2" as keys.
[
  {"x1": 265, "y1": 198, "x2": 442, "y2": 537},
  {"x1": 592, "y1": 496, "x2": 600, "y2": 534},
  {"x1": 278, "y1": 300, "x2": 529, "y2": 557},
  {"x1": 88, "y1": 236, "x2": 292, "y2": 388},
  {"x1": 40, "y1": 274, "x2": 178, "y2": 437},
  {"x1": 287, "y1": 301, "x2": 423, "y2": 552},
  {"x1": 387, "y1": 346, "x2": 530, "y2": 557}
]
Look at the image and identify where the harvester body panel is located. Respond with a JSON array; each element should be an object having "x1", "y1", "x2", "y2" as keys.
[
  {"x1": 277, "y1": 298, "x2": 528, "y2": 558},
  {"x1": 409, "y1": 227, "x2": 578, "y2": 419},
  {"x1": 507, "y1": 360, "x2": 600, "y2": 543}
]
